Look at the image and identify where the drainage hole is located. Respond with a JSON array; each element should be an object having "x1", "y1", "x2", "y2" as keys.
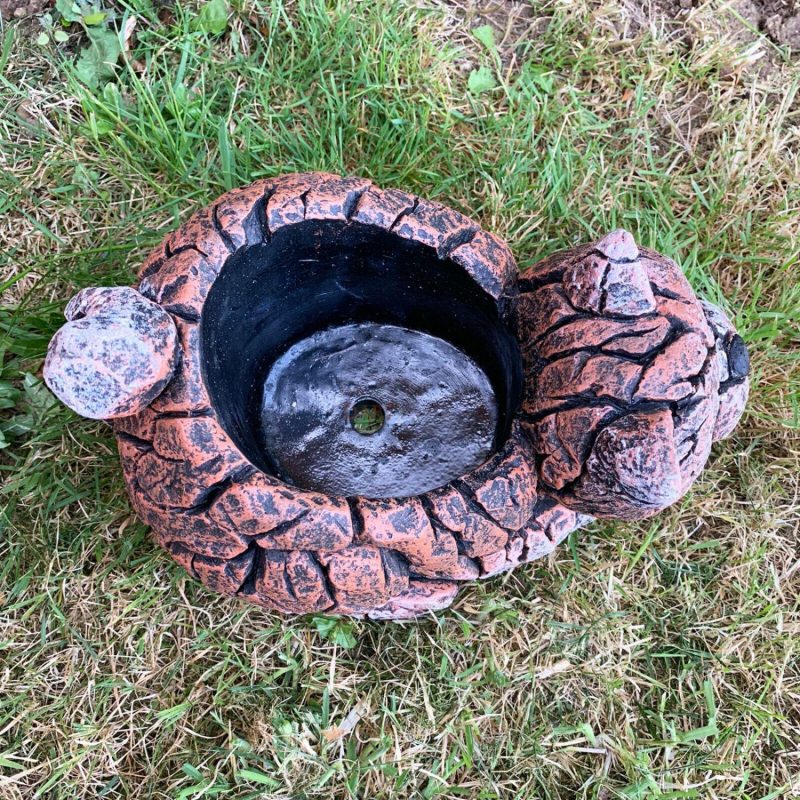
[{"x1": 349, "y1": 398, "x2": 385, "y2": 435}]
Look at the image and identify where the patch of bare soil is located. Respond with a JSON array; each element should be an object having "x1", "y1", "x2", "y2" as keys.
[
  {"x1": 760, "y1": 0, "x2": 800, "y2": 47},
  {"x1": 437, "y1": 0, "x2": 551, "y2": 69},
  {"x1": 457, "y1": 0, "x2": 547, "y2": 50},
  {"x1": 651, "y1": 0, "x2": 800, "y2": 49},
  {"x1": 443, "y1": 0, "x2": 800, "y2": 69},
  {"x1": 1, "y1": 0, "x2": 49, "y2": 22}
]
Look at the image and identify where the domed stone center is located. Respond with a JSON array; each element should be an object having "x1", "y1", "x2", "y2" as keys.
[{"x1": 259, "y1": 323, "x2": 498, "y2": 498}]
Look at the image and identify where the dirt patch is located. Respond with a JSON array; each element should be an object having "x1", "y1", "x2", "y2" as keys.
[
  {"x1": 718, "y1": 0, "x2": 800, "y2": 49},
  {"x1": 0, "y1": 0, "x2": 49, "y2": 22},
  {"x1": 649, "y1": 0, "x2": 800, "y2": 50},
  {"x1": 761, "y1": 0, "x2": 800, "y2": 47},
  {"x1": 436, "y1": 0, "x2": 551, "y2": 70},
  {"x1": 443, "y1": 0, "x2": 800, "y2": 76},
  {"x1": 456, "y1": 0, "x2": 546, "y2": 52}
]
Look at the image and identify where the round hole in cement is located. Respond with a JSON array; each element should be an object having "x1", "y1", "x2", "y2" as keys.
[{"x1": 349, "y1": 397, "x2": 385, "y2": 436}]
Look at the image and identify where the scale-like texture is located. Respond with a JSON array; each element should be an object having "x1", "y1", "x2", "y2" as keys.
[
  {"x1": 516, "y1": 230, "x2": 747, "y2": 519},
  {"x1": 45, "y1": 176, "x2": 749, "y2": 618}
]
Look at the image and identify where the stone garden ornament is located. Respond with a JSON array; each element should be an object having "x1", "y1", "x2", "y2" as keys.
[{"x1": 44, "y1": 174, "x2": 749, "y2": 619}]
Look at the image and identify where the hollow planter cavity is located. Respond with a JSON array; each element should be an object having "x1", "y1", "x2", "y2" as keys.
[{"x1": 201, "y1": 219, "x2": 522, "y2": 498}]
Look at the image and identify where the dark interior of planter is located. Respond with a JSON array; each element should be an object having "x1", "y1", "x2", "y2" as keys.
[{"x1": 201, "y1": 219, "x2": 521, "y2": 498}]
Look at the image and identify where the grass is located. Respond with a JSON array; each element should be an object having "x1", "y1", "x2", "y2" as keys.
[{"x1": 1, "y1": 0, "x2": 799, "y2": 797}]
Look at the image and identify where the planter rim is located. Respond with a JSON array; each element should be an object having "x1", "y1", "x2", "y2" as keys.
[
  {"x1": 42, "y1": 172, "x2": 749, "y2": 619},
  {"x1": 112, "y1": 172, "x2": 577, "y2": 618}
]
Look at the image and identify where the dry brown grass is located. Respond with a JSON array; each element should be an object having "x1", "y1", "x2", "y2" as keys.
[{"x1": 1, "y1": 0, "x2": 798, "y2": 797}]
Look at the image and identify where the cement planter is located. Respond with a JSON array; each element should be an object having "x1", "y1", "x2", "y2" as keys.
[{"x1": 44, "y1": 173, "x2": 749, "y2": 619}]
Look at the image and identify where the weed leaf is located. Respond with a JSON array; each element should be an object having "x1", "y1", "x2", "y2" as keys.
[
  {"x1": 55, "y1": 0, "x2": 81, "y2": 23},
  {"x1": 74, "y1": 25, "x2": 120, "y2": 87},
  {"x1": 468, "y1": 65, "x2": 497, "y2": 95},
  {"x1": 194, "y1": 0, "x2": 228, "y2": 35},
  {"x1": 312, "y1": 616, "x2": 357, "y2": 649},
  {"x1": 472, "y1": 24, "x2": 495, "y2": 50}
]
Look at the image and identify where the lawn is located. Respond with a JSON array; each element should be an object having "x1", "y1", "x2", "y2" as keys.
[{"x1": 1, "y1": 0, "x2": 799, "y2": 797}]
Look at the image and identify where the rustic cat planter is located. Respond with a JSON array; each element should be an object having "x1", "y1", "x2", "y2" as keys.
[{"x1": 44, "y1": 173, "x2": 749, "y2": 619}]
